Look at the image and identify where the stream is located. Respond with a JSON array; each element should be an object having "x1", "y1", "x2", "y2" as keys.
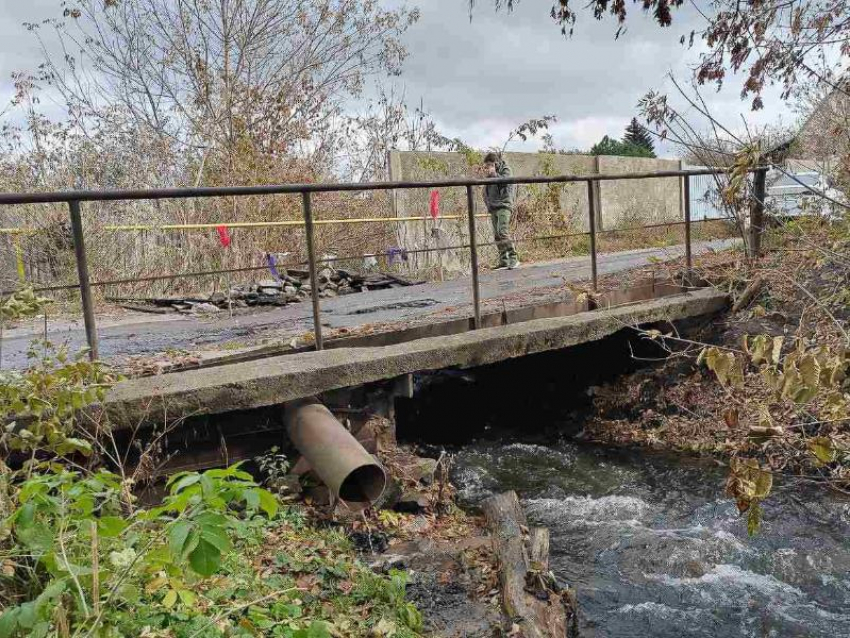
[
  {"x1": 398, "y1": 340, "x2": 850, "y2": 637},
  {"x1": 451, "y1": 439, "x2": 850, "y2": 637}
]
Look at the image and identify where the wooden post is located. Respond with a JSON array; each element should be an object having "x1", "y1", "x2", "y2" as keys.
[
  {"x1": 482, "y1": 491, "x2": 576, "y2": 637},
  {"x1": 749, "y1": 168, "x2": 768, "y2": 259}
]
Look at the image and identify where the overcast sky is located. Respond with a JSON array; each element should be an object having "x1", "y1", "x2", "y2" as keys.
[
  {"x1": 0, "y1": 2, "x2": 62, "y2": 113},
  {"x1": 0, "y1": 0, "x2": 796, "y2": 159},
  {"x1": 397, "y1": 0, "x2": 795, "y2": 156}
]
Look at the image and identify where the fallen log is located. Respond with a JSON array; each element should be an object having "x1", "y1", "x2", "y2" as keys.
[
  {"x1": 482, "y1": 491, "x2": 578, "y2": 637},
  {"x1": 528, "y1": 527, "x2": 549, "y2": 572}
]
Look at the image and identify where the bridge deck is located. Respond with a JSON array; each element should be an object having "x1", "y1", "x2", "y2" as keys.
[
  {"x1": 1, "y1": 238, "x2": 736, "y2": 370},
  {"x1": 103, "y1": 288, "x2": 728, "y2": 428}
]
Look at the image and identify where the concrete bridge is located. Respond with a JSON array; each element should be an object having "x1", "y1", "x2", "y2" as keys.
[
  {"x1": 0, "y1": 167, "x2": 754, "y2": 481},
  {"x1": 1, "y1": 238, "x2": 735, "y2": 370},
  {"x1": 0, "y1": 167, "x2": 756, "y2": 501},
  {"x1": 104, "y1": 286, "x2": 727, "y2": 430}
]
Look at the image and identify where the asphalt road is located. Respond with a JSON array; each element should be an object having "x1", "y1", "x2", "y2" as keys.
[{"x1": 1, "y1": 240, "x2": 737, "y2": 369}]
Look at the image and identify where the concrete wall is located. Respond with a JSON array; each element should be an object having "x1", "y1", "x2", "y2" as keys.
[
  {"x1": 387, "y1": 150, "x2": 683, "y2": 273},
  {"x1": 597, "y1": 155, "x2": 683, "y2": 227}
]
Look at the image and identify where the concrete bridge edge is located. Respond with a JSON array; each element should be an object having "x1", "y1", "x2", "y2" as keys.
[{"x1": 102, "y1": 288, "x2": 728, "y2": 429}]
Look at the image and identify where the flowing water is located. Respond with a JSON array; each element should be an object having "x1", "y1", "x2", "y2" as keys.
[
  {"x1": 452, "y1": 440, "x2": 850, "y2": 638},
  {"x1": 399, "y1": 345, "x2": 850, "y2": 637}
]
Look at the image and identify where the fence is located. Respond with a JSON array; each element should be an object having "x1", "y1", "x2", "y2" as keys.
[
  {"x1": 388, "y1": 152, "x2": 688, "y2": 273},
  {"x1": 683, "y1": 164, "x2": 731, "y2": 220},
  {"x1": 0, "y1": 167, "x2": 767, "y2": 361}
]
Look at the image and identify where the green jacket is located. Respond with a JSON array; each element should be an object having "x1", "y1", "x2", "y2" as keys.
[{"x1": 483, "y1": 160, "x2": 515, "y2": 212}]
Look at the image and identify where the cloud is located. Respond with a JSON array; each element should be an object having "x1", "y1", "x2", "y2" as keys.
[
  {"x1": 0, "y1": 0, "x2": 797, "y2": 158},
  {"x1": 392, "y1": 0, "x2": 795, "y2": 155},
  {"x1": 555, "y1": 117, "x2": 634, "y2": 149}
]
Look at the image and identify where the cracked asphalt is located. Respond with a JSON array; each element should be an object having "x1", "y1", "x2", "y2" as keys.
[{"x1": 1, "y1": 239, "x2": 736, "y2": 369}]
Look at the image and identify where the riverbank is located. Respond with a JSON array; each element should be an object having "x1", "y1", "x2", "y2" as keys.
[
  {"x1": 289, "y1": 442, "x2": 577, "y2": 637},
  {"x1": 582, "y1": 218, "x2": 850, "y2": 507},
  {"x1": 298, "y1": 443, "x2": 504, "y2": 637},
  {"x1": 260, "y1": 438, "x2": 578, "y2": 637}
]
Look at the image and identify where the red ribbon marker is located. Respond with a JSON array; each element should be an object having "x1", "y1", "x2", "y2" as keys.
[
  {"x1": 429, "y1": 190, "x2": 440, "y2": 220},
  {"x1": 216, "y1": 225, "x2": 231, "y2": 248}
]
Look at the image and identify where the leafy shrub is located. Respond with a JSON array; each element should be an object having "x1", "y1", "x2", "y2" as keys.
[{"x1": 0, "y1": 462, "x2": 279, "y2": 637}]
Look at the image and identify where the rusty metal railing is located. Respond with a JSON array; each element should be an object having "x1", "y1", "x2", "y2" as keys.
[{"x1": 0, "y1": 167, "x2": 767, "y2": 361}]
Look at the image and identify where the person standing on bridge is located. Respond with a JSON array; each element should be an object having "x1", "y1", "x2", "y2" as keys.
[{"x1": 482, "y1": 152, "x2": 519, "y2": 270}]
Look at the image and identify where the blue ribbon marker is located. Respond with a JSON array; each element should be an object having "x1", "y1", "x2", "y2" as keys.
[{"x1": 266, "y1": 253, "x2": 282, "y2": 280}]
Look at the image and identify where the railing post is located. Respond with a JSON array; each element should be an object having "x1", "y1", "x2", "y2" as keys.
[
  {"x1": 749, "y1": 167, "x2": 768, "y2": 259},
  {"x1": 586, "y1": 180, "x2": 598, "y2": 292},
  {"x1": 466, "y1": 185, "x2": 482, "y2": 328},
  {"x1": 301, "y1": 191, "x2": 324, "y2": 350},
  {"x1": 68, "y1": 199, "x2": 99, "y2": 360},
  {"x1": 683, "y1": 173, "x2": 692, "y2": 277}
]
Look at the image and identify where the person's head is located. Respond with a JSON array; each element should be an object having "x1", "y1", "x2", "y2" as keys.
[{"x1": 482, "y1": 152, "x2": 499, "y2": 177}]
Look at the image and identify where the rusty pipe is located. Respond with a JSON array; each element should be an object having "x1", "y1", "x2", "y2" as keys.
[{"x1": 284, "y1": 399, "x2": 386, "y2": 510}]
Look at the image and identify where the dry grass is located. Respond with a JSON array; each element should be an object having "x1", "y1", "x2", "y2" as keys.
[{"x1": 583, "y1": 218, "x2": 850, "y2": 488}]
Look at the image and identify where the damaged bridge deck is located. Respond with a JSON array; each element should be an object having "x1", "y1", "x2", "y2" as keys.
[{"x1": 103, "y1": 288, "x2": 728, "y2": 428}]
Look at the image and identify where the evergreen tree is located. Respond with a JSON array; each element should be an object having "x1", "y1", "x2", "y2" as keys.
[
  {"x1": 590, "y1": 135, "x2": 654, "y2": 158},
  {"x1": 623, "y1": 118, "x2": 656, "y2": 156}
]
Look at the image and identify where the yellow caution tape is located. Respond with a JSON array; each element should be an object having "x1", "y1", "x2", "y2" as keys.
[
  {"x1": 0, "y1": 214, "x2": 489, "y2": 234},
  {"x1": 12, "y1": 235, "x2": 25, "y2": 282}
]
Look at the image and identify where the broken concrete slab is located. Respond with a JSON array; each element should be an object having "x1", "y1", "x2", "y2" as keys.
[
  {"x1": 409, "y1": 457, "x2": 439, "y2": 485},
  {"x1": 102, "y1": 288, "x2": 728, "y2": 429}
]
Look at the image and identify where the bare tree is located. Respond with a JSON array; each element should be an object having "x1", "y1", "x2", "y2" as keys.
[
  {"x1": 793, "y1": 79, "x2": 850, "y2": 192},
  {"x1": 0, "y1": 1, "x2": 421, "y2": 293},
  {"x1": 32, "y1": 0, "x2": 418, "y2": 185},
  {"x1": 478, "y1": 0, "x2": 850, "y2": 110},
  {"x1": 337, "y1": 86, "x2": 444, "y2": 183},
  {"x1": 639, "y1": 76, "x2": 794, "y2": 255}
]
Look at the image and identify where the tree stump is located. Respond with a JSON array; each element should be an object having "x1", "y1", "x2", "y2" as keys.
[{"x1": 732, "y1": 277, "x2": 764, "y2": 314}]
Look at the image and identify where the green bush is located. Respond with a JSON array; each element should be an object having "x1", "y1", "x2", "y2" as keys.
[
  {"x1": 0, "y1": 463, "x2": 279, "y2": 637},
  {"x1": 0, "y1": 288, "x2": 425, "y2": 638}
]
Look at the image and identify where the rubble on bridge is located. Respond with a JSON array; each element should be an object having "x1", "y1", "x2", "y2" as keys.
[{"x1": 108, "y1": 266, "x2": 422, "y2": 314}]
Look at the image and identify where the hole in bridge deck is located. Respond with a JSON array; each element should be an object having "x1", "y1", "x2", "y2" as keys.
[{"x1": 347, "y1": 298, "x2": 440, "y2": 315}]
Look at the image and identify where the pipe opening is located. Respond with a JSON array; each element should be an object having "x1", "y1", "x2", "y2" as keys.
[{"x1": 339, "y1": 463, "x2": 386, "y2": 505}]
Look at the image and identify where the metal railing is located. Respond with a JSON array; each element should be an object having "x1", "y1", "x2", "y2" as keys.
[{"x1": 0, "y1": 167, "x2": 767, "y2": 360}]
